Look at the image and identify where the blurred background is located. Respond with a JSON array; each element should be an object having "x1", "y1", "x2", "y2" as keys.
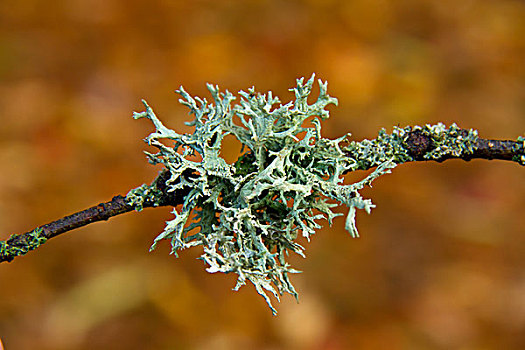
[{"x1": 0, "y1": 0, "x2": 524, "y2": 349}]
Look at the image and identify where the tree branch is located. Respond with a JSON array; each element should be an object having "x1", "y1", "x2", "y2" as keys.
[
  {"x1": 1, "y1": 130, "x2": 523, "y2": 264},
  {"x1": 0, "y1": 170, "x2": 182, "y2": 263},
  {"x1": 0, "y1": 195, "x2": 136, "y2": 263}
]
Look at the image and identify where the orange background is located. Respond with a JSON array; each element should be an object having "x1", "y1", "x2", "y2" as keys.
[{"x1": 0, "y1": 1, "x2": 524, "y2": 349}]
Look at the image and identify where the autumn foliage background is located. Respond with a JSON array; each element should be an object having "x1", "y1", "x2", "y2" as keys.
[{"x1": 1, "y1": 1, "x2": 525, "y2": 349}]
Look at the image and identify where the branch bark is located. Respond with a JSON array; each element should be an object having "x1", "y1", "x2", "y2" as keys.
[
  {"x1": 1, "y1": 130, "x2": 523, "y2": 263},
  {"x1": 403, "y1": 130, "x2": 523, "y2": 163}
]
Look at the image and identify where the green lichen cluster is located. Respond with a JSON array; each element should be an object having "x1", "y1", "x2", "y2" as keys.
[
  {"x1": 344, "y1": 128, "x2": 412, "y2": 170},
  {"x1": 412, "y1": 123, "x2": 478, "y2": 159},
  {"x1": 129, "y1": 75, "x2": 397, "y2": 313},
  {"x1": 128, "y1": 75, "x2": 487, "y2": 313},
  {"x1": 0, "y1": 228, "x2": 47, "y2": 261},
  {"x1": 345, "y1": 123, "x2": 479, "y2": 170},
  {"x1": 126, "y1": 183, "x2": 164, "y2": 212}
]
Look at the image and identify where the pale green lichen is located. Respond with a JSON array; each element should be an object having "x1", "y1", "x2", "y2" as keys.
[
  {"x1": 345, "y1": 123, "x2": 479, "y2": 169},
  {"x1": 0, "y1": 228, "x2": 47, "y2": 261},
  {"x1": 129, "y1": 75, "x2": 396, "y2": 314},
  {"x1": 126, "y1": 183, "x2": 164, "y2": 212},
  {"x1": 417, "y1": 123, "x2": 478, "y2": 159},
  {"x1": 344, "y1": 127, "x2": 411, "y2": 170}
]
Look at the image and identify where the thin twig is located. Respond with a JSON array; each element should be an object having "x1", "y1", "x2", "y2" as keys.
[{"x1": 0, "y1": 170, "x2": 181, "y2": 263}]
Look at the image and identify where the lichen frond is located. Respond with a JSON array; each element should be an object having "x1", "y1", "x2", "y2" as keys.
[{"x1": 129, "y1": 74, "x2": 394, "y2": 313}]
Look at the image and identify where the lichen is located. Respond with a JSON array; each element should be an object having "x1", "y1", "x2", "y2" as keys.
[
  {"x1": 0, "y1": 228, "x2": 47, "y2": 261},
  {"x1": 126, "y1": 183, "x2": 164, "y2": 212},
  {"x1": 343, "y1": 127, "x2": 412, "y2": 170},
  {"x1": 128, "y1": 75, "x2": 488, "y2": 313},
  {"x1": 344, "y1": 123, "x2": 479, "y2": 169},
  {"x1": 416, "y1": 123, "x2": 478, "y2": 159},
  {"x1": 129, "y1": 75, "x2": 398, "y2": 314}
]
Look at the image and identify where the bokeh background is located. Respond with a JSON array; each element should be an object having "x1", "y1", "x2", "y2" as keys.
[{"x1": 1, "y1": 0, "x2": 524, "y2": 349}]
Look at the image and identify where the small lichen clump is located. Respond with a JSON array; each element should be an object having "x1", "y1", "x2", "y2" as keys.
[
  {"x1": 128, "y1": 75, "x2": 479, "y2": 313},
  {"x1": 344, "y1": 123, "x2": 479, "y2": 170},
  {"x1": 0, "y1": 228, "x2": 47, "y2": 262}
]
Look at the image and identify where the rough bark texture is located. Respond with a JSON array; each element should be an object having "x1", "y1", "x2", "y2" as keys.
[
  {"x1": 404, "y1": 130, "x2": 523, "y2": 163},
  {"x1": 0, "y1": 196, "x2": 133, "y2": 263}
]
